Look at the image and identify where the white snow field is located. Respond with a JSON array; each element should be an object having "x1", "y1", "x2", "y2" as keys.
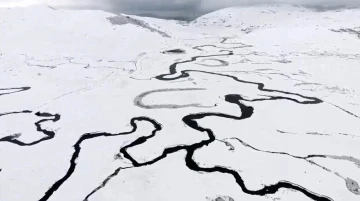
[{"x1": 0, "y1": 4, "x2": 360, "y2": 201}]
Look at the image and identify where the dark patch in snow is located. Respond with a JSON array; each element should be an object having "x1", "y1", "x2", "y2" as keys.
[
  {"x1": 107, "y1": 15, "x2": 170, "y2": 38},
  {"x1": 346, "y1": 178, "x2": 360, "y2": 195},
  {"x1": 273, "y1": 59, "x2": 292, "y2": 64},
  {"x1": 162, "y1": 49, "x2": 186, "y2": 54},
  {"x1": 47, "y1": 6, "x2": 57, "y2": 10},
  {"x1": 241, "y1": 26, "x2": 259, "y2": 34},
  {"x1": 294, "y1": 83, "x2": 321, "y2": 87},
  {"x1": 214, "y1": 196, "x2": 235, "y2": 201},
  {"x1": 134, "y1": 88, "x2": 215, "y2": 109},
  {"x1": 331, "y1": 28, "x2": 360, "y2": 39}
]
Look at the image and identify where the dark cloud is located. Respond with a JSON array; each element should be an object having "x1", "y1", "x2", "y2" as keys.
[
  {"x1": 113, "y1": 0, "x2": 360, "y2": 20},
  {"x1": 101, "y1": 0, "x2": 360, "y2": 20},
  {"x1": 1, "y1": 0, "x2": 360, "y2": 20},
  {"x1": 198, "y1": 0, "x2": 360, "y2": 13},
  {"x1": 109, "y1": 0, "x2": 201, "y2": 20}
]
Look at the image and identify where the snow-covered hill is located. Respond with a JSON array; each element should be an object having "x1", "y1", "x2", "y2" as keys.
[
  {"x1": 193, "y1": 5, "x2": 360, "y2": 28},
  {"x1": 0, "y1": 5, "x2": 174, "y2": 57},
  {"x1": 0, "y1": 5, "x2": 359, "y2": 201}
]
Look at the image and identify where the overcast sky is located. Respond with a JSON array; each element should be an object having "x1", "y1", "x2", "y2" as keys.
[{"x1": 1, "y1": 0, "x2": 359, "y2": 20}]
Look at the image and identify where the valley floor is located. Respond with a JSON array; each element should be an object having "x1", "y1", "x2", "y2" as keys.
[{"x1": 0, "y1": 5, "x2": 359, "y2": 201}]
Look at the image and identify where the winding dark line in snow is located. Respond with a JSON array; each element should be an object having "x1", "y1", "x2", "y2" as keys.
[
  {"x1": 327, "y1": 102, "x2": 360, "y2": 119},
  {"x1": 134, "y1": 88, "x2": 214, "y2": 109},
  {"x1": 158, "y1": 69, "x2": 322, "y2": 104},
  {"x1": 187, "y1": 158, "x2": 331, "y2": 200},
  {"x1": 183, "y1": 97, "x2": 329, "y2": 201},
  {"x1": 0, "y1": 110, "x2": 32, "y2": 117},
  {"x1": 155, "y1": 50, "x2": 234, "y2": 81},
  {"x1": 315, "y1": 155, "x2": 360, "y2": 168},
  {"x1": 83, "y1": 167, "x2": 131, "y2": 201},
  {"x1": 227, "y1": 137, "x2": 321, "y2": 160},
  {"x1": 145, "y1": 48, "x2": 329, "y2": 200},
  {"x1": 154, "y1": 48, "x2": 321, "y2": 104},
  {"x1": 193, "y1": 44, "x2": 252, "y2": 51},
  {"x1": 0, "y1": 87, "x2": 61, "y2": 146},
  {"x1": 38, "y1": 117, "x2": 162, "y2": 201},
  {"x1": 195, "y1": 58, "x2": 229, "y2": 67},
  {"x1": 120, "y1": 94, "x2": 254, "y2": 167},
  {"x1": 221, "y1": 38, "x2": 249, "y2": 45},
  {"x1": 194, "y1": 37, "x2": 252, "y2": 51},
  {"x1": 225, "y1": 137, "x2": 360, "y2": 192},
  {"x1": 0, "y1": 87, "x2": 31, "y2": 97},
  {"x1": 120, "y1": 94, "x2": 330, "y2": 201},
  {"x1": 0, "y1": 111, "x2": 61, "y2": 146},
  {"x1": 331, "y1": 29, "x2": 360, "y2": 40},
  {"x1": 42, "y1": 40, "x2": 327, "y2": 200},
  {"x1": 25, "y1": 62, "x2": 58, "y2": 69}
]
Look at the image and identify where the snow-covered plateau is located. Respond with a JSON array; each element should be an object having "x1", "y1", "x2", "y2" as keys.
[{"x1": 0, "y1": 4, "x2": 359, "y2": 201}]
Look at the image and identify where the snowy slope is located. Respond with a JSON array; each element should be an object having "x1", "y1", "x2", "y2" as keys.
[
  {"x1": 0, "y1": 5, "x2": 359, "y2": 201},
  {"x1": 0, "y1": 5, "x2": 173, "y2": 57},
  {"x1": 192, "y1": 5, "x2": 360, "y2": 29}
]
